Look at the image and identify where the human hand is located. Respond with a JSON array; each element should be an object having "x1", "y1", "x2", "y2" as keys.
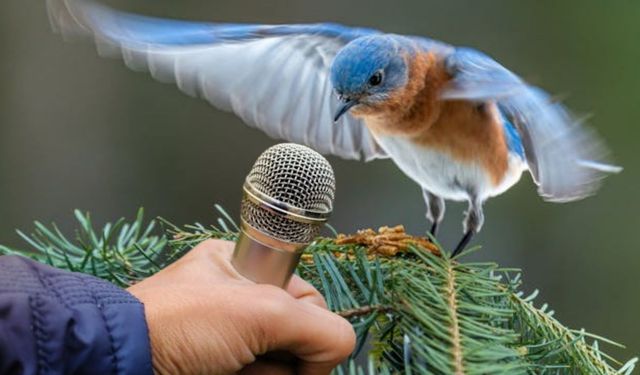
[{"x1": 128, "y1": 239, "x2": 355, "y2": 375}]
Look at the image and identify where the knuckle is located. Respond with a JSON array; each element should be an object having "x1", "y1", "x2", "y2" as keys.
[
  {"x1": 256, "y1": 285, "x2": 291, "y2": 316},
  {"x1": 308, "y1": 294, "x2": 329, "y2": 310},
  {"x1": 191, "y1": 239, "x2": 233, "y2": 258}
]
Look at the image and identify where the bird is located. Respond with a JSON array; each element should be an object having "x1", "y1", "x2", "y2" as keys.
[{"x1": 47, "y1": 0, "x2": 621, "y2": 256}]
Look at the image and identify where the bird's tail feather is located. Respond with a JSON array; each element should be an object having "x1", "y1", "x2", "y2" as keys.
[{"x1": 577, "y1": 160, "x2": 623, "y2": 174}]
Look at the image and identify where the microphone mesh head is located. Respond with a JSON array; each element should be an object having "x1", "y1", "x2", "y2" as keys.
[{"x1": 241, "y1": 143, "x2": 335, "y2": 243}]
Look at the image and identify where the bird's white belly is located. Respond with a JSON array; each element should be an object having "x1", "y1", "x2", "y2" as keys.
[{"x1": 374, "y1": 134, "x2": 526, "y2": 201}]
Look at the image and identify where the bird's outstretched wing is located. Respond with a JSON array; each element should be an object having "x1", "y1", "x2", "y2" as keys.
[
  {"x1": 442, "y1": 48, "x2": 621, "y2": 202},
  {"x1": 47, "y1": 0, "x2": 388, "y2": 161}
]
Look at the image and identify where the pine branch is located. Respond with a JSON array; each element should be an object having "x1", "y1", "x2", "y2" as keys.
[
  {"x1": 0, "y1": 208, "x2": 178, "y2": 287},
  {"x1": 0, "y1": 207, "x2": 636, "y2": 374},
  {"x1": 510, "y1": 291, "x2": 637, "y2": 374},
  {"x1": 444, "y1": 263, "x2": 463, "y2": 375},
  {"x1": 337, "y1": 305, "x2": 394, "y2": 319}
]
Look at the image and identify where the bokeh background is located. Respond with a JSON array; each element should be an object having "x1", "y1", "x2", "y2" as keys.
[{"x1": 1, "y1": 0, "x2": 638, "y2": 362}]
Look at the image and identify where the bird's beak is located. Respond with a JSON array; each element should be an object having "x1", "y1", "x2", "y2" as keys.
[{"x1": 333, "y1": 98, "x2": 359, "y2": 122}]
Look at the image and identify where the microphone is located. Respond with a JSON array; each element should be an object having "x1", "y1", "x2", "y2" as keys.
[{"x1": 232, "y1": 143, "x2": 336, "y2": 288}]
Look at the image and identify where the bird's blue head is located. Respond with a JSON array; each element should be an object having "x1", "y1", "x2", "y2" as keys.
[{"x1": 330, "y1": 35, "x2": 410, "y2": 121}]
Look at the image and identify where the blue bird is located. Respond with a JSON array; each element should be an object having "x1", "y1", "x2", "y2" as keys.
[{"x1": 47, "y1": 0, "x2": 621, "y2": 256}]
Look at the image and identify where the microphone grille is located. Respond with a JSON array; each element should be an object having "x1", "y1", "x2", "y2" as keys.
[{"x1": 241, "y1": 143, "x2": 335, "y2": 243}]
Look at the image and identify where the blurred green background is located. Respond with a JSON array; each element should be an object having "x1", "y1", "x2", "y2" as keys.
[{"x1": 1, "y1": 0, "x2": 638, "y2": 362}]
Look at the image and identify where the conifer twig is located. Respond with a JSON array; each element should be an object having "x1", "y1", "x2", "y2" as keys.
[
  {"x1": 337, "y1": 305, "x2": 394, "y2": 319},
  {"x1": 0, "y1": 207, "x2": 636, "y2": 375},
  {"x1": 445, "y1": 263, "x2": 464, "y2": 375}
]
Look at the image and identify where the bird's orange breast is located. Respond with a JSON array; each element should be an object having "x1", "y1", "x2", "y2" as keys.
[
  {"x1": 415, "y1": 100, "x2": 510, "y2": 186},
  {"x1": 360, "y1": 51, "x2": 510, "y2": 186}
]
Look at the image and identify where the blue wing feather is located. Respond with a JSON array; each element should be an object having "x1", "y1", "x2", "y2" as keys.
[
  {"x1": 81, "y1": 2, "x2": 378, "y2": 46},
  {"x1": 499, "y1": 110, "x2": 525, "y2": 160},
  {"x1": 442, "y1": 47, "x2": 620, "y2": 201}
]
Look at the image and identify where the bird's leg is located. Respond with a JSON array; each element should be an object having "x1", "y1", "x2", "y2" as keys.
[
  {"x1": 452, "y1": 198, "x2": 484, "y2": 257},
  {"x1": 422, "y1": 189, "x2": 445, "y2": 237}
]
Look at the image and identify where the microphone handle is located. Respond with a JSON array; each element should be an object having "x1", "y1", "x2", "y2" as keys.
[{"x1": 231, "y1": 221, "x2": 306, "y2": 288}]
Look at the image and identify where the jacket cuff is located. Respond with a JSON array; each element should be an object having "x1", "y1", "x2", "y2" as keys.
[{"x1": 0, "y1": 255, "x2": 154, "y2": 375}]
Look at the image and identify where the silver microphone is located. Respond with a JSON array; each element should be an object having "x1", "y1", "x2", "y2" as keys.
[{"x1": 231, "y1": 143, "x2": 336, "y2": 288}]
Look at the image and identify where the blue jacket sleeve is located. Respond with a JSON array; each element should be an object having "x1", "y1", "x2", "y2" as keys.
[{"x1": 0, "y1": 255, "x2": 153, "y2": 375}]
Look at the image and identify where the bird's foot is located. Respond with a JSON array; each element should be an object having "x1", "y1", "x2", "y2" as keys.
[
  {"x1": 451, "y1": 230, "x2": 474, "y2": 258},
  {"x1": 429, "y1": 222, "x2": 439, "y2": 238}
]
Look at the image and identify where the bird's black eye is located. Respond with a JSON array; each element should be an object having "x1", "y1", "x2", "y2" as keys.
[{"x1": 368, "y1": 71, "x2": 383, "y2": 86}]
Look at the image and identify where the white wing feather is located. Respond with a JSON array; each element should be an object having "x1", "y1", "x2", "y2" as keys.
[{"x1": 47, "y1": 0, "x2": 387, "y2": 161}]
